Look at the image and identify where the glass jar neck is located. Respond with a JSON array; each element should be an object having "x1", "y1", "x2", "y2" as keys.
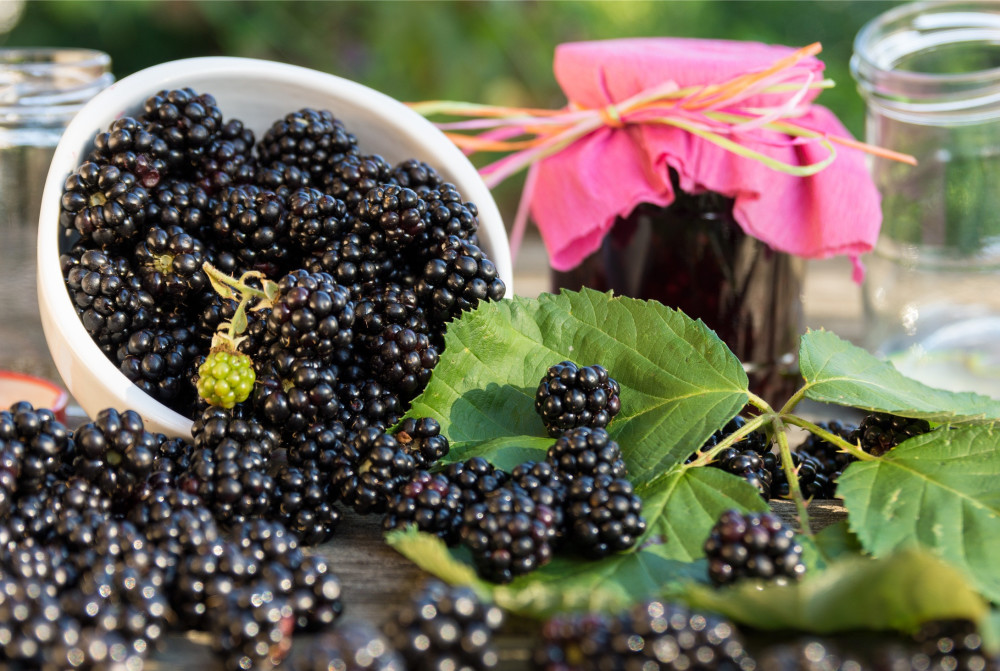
[
  {"x1": 851, "y1": 1, "x2": 1000, "y2": 124},
  {"x1": 0, "y1": 48, "x2": 113, "y2": 128}
]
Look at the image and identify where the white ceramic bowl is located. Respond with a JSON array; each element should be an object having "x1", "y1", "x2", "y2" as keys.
[{"x1": 37, "y1": 56, "x2": 512, "y2": 439}]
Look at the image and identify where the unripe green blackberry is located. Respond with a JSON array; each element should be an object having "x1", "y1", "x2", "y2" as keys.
[
  {"x1": 851, "y1": 412, "x2": 931, "y2": 456},
  {"x1": 197, "y1": 349, "x2": 255, "y2": 408},
  {"x1": 535, "y1": 361, "x2": 622, "y2": 437},
  {"x1": 703, "y1": 509, "x2": 806, "y2": 586}
]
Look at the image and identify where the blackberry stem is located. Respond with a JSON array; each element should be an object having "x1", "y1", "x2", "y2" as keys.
[
  {"x1": 773, "y1": 416, "x2": 814, "y2": 537},
  {"x1": 780, "y1": 414, "x2": 875, "y2": 462},
  {"x1": 684, "y1": 412, "x2": 772, "y2": 468},
  {"x1": 202, "y1": 262, "x2": 277, "y2": 306}
]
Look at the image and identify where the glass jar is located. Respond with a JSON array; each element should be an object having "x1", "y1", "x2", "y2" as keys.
[
  {"x1": 551, "y1": 173, "x2": 805, "y2": 406},
  {"x1": 0, "y1": 48, "x2": 112, "y2": 380},
  {"x1": 852, "y1": 2, "x2": 1000, "y2": 396}
]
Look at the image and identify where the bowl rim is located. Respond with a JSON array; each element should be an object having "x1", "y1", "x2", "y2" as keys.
[
  {"x1": 0, "y1": 369, "x2": 69, "y2": 417},
  {"x1": 37, "y1": 55, "x2": 512, "y2": 438}
]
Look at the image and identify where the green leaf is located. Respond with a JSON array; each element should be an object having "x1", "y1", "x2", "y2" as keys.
[
  {"x1": 811, "y1": 520, "x2": 864, "y2": 565},
  {"x1": 683, "y1": 547, "x2": 990, "y2": 634},
  {"x1": 445, "y1": 435, "x2": 551, "y2": 472},
  {"x1": 837, "y1": 424, "x2": 1000, "y2": 602},
  {"x1": 408, "y1": 289, "x2": 749, "y2": 486},
  {"x1": 798, "y1": 330, "x2": 1000, "y2": 423}
]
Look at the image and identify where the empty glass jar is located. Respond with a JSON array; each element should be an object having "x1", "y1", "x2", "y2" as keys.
[{"x1": 0, "y1": 48, "x2": 112, "y2": 379}]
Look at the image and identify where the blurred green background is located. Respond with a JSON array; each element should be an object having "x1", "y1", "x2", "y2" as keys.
[{"x1": 0, "y1": 0, "x2": 903, "y2": 219}]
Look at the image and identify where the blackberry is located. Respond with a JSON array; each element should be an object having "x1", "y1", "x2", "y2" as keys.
[
  {"x1": 0, "y1": 581, "x2": 73, "y2": 666},
  {"x1": 414, "y1": 183, "x2": 480, "y2": 256},
  {"x1": 0, "y1": 401, "x2": 74, "y2": 494},
  {"x1": 321, "y1": 152, "x2": 394, "y2": 211},
  {"x1": 545, "y1": 426, "x2": 627, "y2": 482},
  {"x1": 307, "y1": 230, "x2": 393, "y2": 292},
  {"x1": 383, "y1": 469, "x2": 463, "y2": 543},
  {"x1": 127, "y1": 485, "x2": 219, "y2": 583},
  {"x1": 59, "y1": 161, "x2": 149, "y2": 247},
  {"x1": 385, "y1": 579, "x2": 504, "y2": 671},
  {"x1": 605, "y1": 599, "x2": 752, "y2": 671},
  {"x1": 265, "y1": 269, "x2": 356, "y2": 361},
  {"x1": 357, "y1": 184, "x2": 428, "y2": 251},
  {"x1": 257, "y1": 107, "x2": 358, "y2": 179},
  {"x1": 770, "y1": 422, "x2": 859, "y2": 500},
  {"x1": 72, "y1": 408, "x2": 157, "y2": 504},
  {"x1": 797, "y1": 420, "x2": 857, "y2": 477},
  {"x1": 564, "y1": 473, "x2": 646, "y2": 559},
  {"x1": 117, "y1": 325, "x2": 199, "y2": 409},
  {"x1": 88, "y1": 116, "x2": 169, "y2": 189},
  {"x1": 254, "y1": 350, "x2": 341, "y2": 434},
  {"x1": 287, "y1": 187, "x2": 350, "y2": 252},
  {"x1": 354, "y1": 282, "x2": 431, "y2": 348},
  {"x1": 459, "y1": 485, "x2": 558, "y2": 583},
  {"x1": 291, "y1": 620, "x2": 405, "y2": 671},
  {"x1": 172, "y1": 537, "x2": 252, "y2": 628},
  {"x1": 193, "y1": 136, "x2": 257, "y2": 195},
  {"x1": 390, "y1": 158, "x2": 444, "y2": 194},
  {"x1": 211, "y1": 185, "x2": 291, "y2": 276},
  {"x1": 875, "y1": 620, "x2": 1000, "y2": 671},
  {"x1": 145, "y1": 179, "x2": 214, "y2": 235},
  {"x1": 133, "y1": 224, "x2": 209, "y2": 301},
  {"x1": 442, "y1": 456, "x2": 509, "y2": 508},
  {"x1": 703, "y1": 509, "x2": 806, "y2": 586},
  {"x1": 535, "y1": 361, "x2": 622, "y2": 437},
  {"x1": 255, "y1": 159, "x2": 313, "y2": 195},
  {"x1": 285, "y1": 420, "x2": 350, "y2": 478},
  {"x1": 288, "y1": 552, "x2": 344, "y2": 631},
  {"x1": 700, "y1": 415, "x2": 771, "y2": 455},
  {"x1": 394, "y1": 416, "x2": 450, "y2": 468},
  {"x1": 334, "y1": 378, "x2": 403, "y2": 432},
  {"x1": 270, "y1": 463, "x2": 341, "y2": 544},
  {"x1": 369, "y1": 323, "x2": 440, "y2": 399},
  {"x1": 194, "y1": 292, "x2": 270, "y2": 356},
  {"x1": 712, "y1": 446, "x2": 774, "y2": 500},
  {"x1": 768, "y1": 450, "x2": 831, "y2": 500},
  {"x1": 141, "y1": 87, "x2": 224, "y2": 166},
  {"x1": 851, "y1": 411, "x2": 932, "y2": 457},
  {"x1": 42, "y1": 625, "x2": 147, "y2": 671},
  {"x1": 334, "y1": 427, "x2": 417, "y2": 515},
  {"x1": 197, "y1": 348, "x2": 256, "y2": 409},
  {"x1": 535, "y1": 611, "x2": 614, "y2": 671},
  {"x1": 208, "y1": 584, "x2": 295, "y2": 671},
  {"x1": 415, "y1": 235, "x2": 506, "y2": 325},
  {"x1": 510, "y1": 460, "x2": 568, "y2": 540},
  {"x1": 149, "y1": 433, "x2": 196, "y2": 482}
]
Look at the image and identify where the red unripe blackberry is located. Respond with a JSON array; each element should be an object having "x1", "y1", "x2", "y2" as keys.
[
  {"x1": 703, "y1": 509, "x2": 806, "y2": 586},
  {"x1": 535, "y1": 361, "x2": 621, "y2": 437}
]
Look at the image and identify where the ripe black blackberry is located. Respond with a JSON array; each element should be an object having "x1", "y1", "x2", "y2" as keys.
[
  {"x1": 145, "y1": 179, "x2": 214, "y2": 235},
  {"x1": 72, "y1": 408, "x2": 157, "y2": 504},
  {"x1": 391, "y1": 158, "x2": 444, "y2": 193},
  {"x1": 564, "y1": 473, "x2": 646, "y2": 559},
  {"x1": 356, "y1": 184, "x2": 428, "y2": 252},
  {"x1": 193, "y1": 136, "x2": 257, "y2": 195},
  {"x1": 442, "y1": 456, "x2": 509, "y2": 508},
  {"x1": 334, "y1": 378, "x2": 403, "y2": 432},
  {"x1": 700, "y1": 415, "x2": 771, "y2": 454},
  {"x1": 851, "y1": 411, "x2": 932, "y2": 457},
  {"x1": 208, "y1": 584, "x2": 295, "y2": 671},
  {"x1": 127, "y1": 485, "x2": 219, "y2": 583},
  {"x1": 459, "y1": 485, "x2": 559, "y2": 583},
  {"x1": 194, "y1": 292, "x2": 271, "y2": 356},
  {"x1": 874, "y1": 620, "x2": 1000, "y2": 671},
  {"x1": 394, "y1": 416, "x2": 450, "y2": 468},
  {"x1": 334, "y1": 427, "x2": 418, "y2": 515},
  {"x1": 415, "y1": 235, "x2": 506, "y2": 325},
  {"x1": 605, "y1": 599, "x2": 752, "y2": 671},
  {"x1": 687, "y1": 415, "x2": 773, "y2": 499},
  {"x1": 321, "y1": 152, "x2": 394, "y2": 211},
  {"x1": 369, "y1": 323, "x2": 440, "y2": 400},
  {"x1": 0, "y1": 401, "x2": 74, "y2": 493},
  {"x1": 545, "y1": 426, "x2": 627, "y2": 482},
  {"x1": 269, "y1": 463, "x2": 341, "y2": 544},
  {"x1": 383, "y1": 470, "x2": 464, "y2": 543},
  {"x1": 796, "y1": 420, "x2": 857, "y2": 476},
  {"x1": 264, "y1": 269, "x2": 356, "y2": 361},
  {"x1": 211, "y1": 184, "x2": 291, "y2": 276},
  {"x1": 287, "y1": 187, "x2": 350, "y2": 252},
  {"x1": 116, "y1": 325, "x2": 199, "y2": 411},
  {"x1": 59, "y1": 161, "x2": 150, "y2": 247},
  {"x1": 256, "y1": 159, "x2": 313, "y2": 196},
  {"x1": 285, "y1": 420, "x2": 350, "y2": 479},
  {"x1": 385, "y1": 579, "x2": 504, "y2": 671},
  {"x1": 287, "y1": 552, "x2": 344, "y2": 631},
  {"x1": 768, "y1": 450, "x2": 832, "y2": 500},
  {"x1": 306, "y1": 229, "x2": 394, "y2": 293},
  {"x1": 141, "y1": 87, "x2": 224, "y2": 166},
  {"x1": 510, "y1": 460, "x2": 568, "y2": 540},
  {"x1": 703, "y1": 509, "x2": 806, "y2": 586},
  {"x1": 62, "y1": 246, "x2": 157, "y2": 355},
  {"x1": 353, "y1": 282, "x2": 431, "y2": 349},
  {"x1": 257, "y1": 107, "x2": 358, "y2": 179},
  {"x1": 412, "y1": 183, "x2": 480, "y2": 257},
  {"x1": 88, "y1": 116, "x2": 169, "y2": 189},
  {"x1": 535, "y1": 361, "x2": 622, "y2": 437},
  {"x1": 172, "y1": 537, "x2": 252, "y2": 628},
  {"x1": 291, "y1": 619, "x2": 405, "y2": 671},
  {"x1": 0, "y1": 576, "x2": 72, "y2": 666},
  {"x1": 254, "y1": 350, "x2": 342, "y2": 435},
  {"x1": 535, "y1": 610, "x2": 615, "y2": 671}
]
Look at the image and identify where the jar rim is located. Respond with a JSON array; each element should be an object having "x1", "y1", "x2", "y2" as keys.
[{"x1": 0, "y1": 47, "x2": 111, "y2": 70}]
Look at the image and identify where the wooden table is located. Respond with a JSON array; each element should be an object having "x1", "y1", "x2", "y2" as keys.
[{"x1": 137, "y1": 236, "x2": 861, "y2": 669}]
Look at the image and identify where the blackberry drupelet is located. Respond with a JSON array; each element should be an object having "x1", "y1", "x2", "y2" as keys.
[
  {"x1": 257, "y1": 107, "x2": 358, "y2": 179},
  {"x1": 459, "y1": 485, "x2": 558, "y2": 583},
  {"x1": 141, "y1": 87, "x2": 224, "y2": 166},
  {"x1": 368, "y1": 323, "x2": 440, "y2": 400},
  {"x1": 382, "y1": 470, "x2": 463, "y2": 543},
  {"x1": 290, "y1": 620, "x2": 405, "y2": 671},
  {"x1": 322, "y1": 152, "x2": 394, "y2": 211},
  {"x1": 287, "y1": 187, "x2": 350, "y2": 253},
  {"x1": 851, "y1": 412, "x2": 932, "y2": 457},
  {"x1": 334, "y1": 427, "x2": 417, "y2": 515},
  {"x1": 415, "y1": 235, "x2": 506, "y2": 325},
  {"x1": 88, "y1": 116, "x2": 169, "y2": 189},
  {"x1": 59, "y1": 161, "x2": 149, "y2": 247},
  {"x1": 545, "y1": 426, "x2": 627, "y2": 482},
  {"x1": 703, "y1": 509, "x2": 806, "y2": 586},
  {"x1": 356, "y1": 184, "x2": 428, "y2": 252},
  {"x1": 535, "y1": 361, "x2": 622, "y2": 437},
  {"x1": 62, "y1": 246, "x2": 157, "y2": 355},
  {"x1": 72, "y1": 408, "x2": 157, "y2": 504},
  {"x1": 563, "y1": 473, "x2": 646, "y2": 559},
  {"x1": 385, "y1": 579, "x2": 504, "y2": 671},
  {"x1": 264, "y1": 269, "x2": 356, "y2": 361},
  {"x1": 211, "y1": 184, "x2": 291, "y2": 276},
  {"x1": 394, "y1": 416, "x2": 450, "y2": 468}
]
